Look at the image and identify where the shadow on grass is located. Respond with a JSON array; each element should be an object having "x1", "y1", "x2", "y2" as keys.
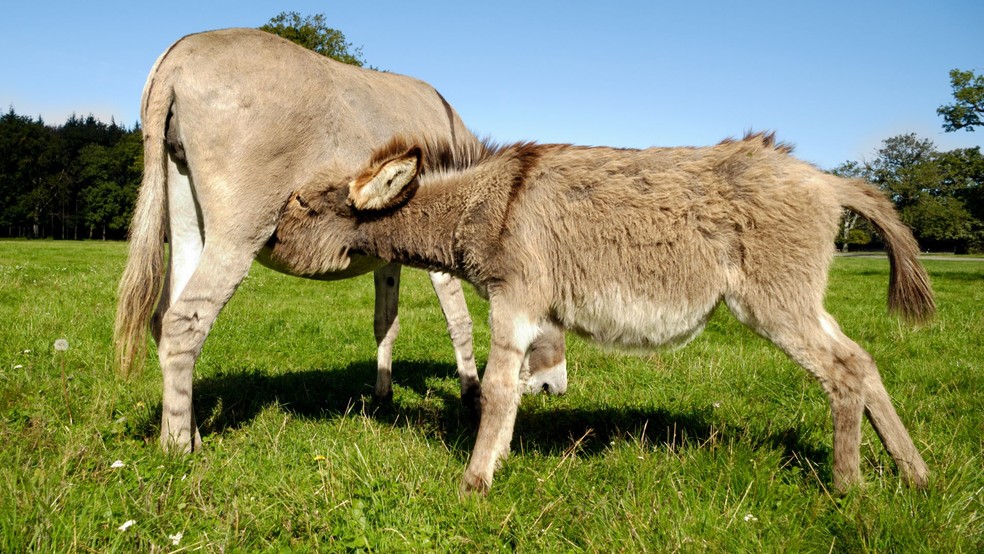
[
  {"x1": 928, "y1": 269, "x2": 984, "y2": 282},
  {"x1": 843, "y1": 266, "x2": 983, "y2": 282},
  {"x1": 514, "y1": 404, "x2": 831, "y2": 484},
  {"x1": 136, "y1": 359, "x2": 831, "y2": 481}
]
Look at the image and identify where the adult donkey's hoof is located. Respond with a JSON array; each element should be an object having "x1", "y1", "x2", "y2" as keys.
[{"x1": 459, "y1": 471, "x2": 491, "y2": 496}]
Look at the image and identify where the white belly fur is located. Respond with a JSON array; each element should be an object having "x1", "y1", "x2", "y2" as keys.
[{"x1": 554, "y1": 285, "x2": 719, "y2": 351}]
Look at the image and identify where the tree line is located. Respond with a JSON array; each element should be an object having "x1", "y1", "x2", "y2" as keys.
[
  {"x1": 0, "y1": 12, "x2": 981, "y2": 251},
  {"x1": 0, "y1": 111, "x2": 141, "y2": 240}
]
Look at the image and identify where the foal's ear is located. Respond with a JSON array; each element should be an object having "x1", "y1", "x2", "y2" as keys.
[{"x1": 348, "y1": 147, "x2": 422, "y2": 211}]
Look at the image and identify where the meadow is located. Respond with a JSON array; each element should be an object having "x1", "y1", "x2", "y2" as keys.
[{"x1": 0, "y1": 240, "x2": 981, "y2": 552}]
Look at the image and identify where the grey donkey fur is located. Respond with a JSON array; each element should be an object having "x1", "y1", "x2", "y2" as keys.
[
  {"x1": 268, "y1": 132, "x2": 935, "y2": 494},
  {"x1": 113, "y1": 29, "x2": 567, "y2": 454}
]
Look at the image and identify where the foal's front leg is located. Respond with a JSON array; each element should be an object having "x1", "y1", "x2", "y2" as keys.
[{"x1": 461, "y1": 299, "x2": 539, "y2": 494}]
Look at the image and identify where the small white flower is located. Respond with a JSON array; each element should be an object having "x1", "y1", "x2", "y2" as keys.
[
  {"x1": 168, "y1": 532, "x2": 183, "y2": 546},
  {"x1": 13, "y1": 364, "x2": 23, "y2": 369},
  {"x1": 743, "y1": 513, "x2": 758, "y2": 522},
  {"x1": 712, "y1": 402, "x2": 722, "y2": 408},
  {"x1": 118, "y1": 519, "x2": 136, "y2": 531},
  {"x1": 22, "y1": 350, "x2": 31, "y2": 354},
  {"x1": 54, "y1": 339, "x2": 69, "y2": 352},
  {"x1": 111, "y1": 460, "x2": 125, "y2": 469}
]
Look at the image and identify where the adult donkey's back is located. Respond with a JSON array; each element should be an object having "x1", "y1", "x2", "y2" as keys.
[{"x1": 114, "y1": 28, "x2": 567, "y2": 453}]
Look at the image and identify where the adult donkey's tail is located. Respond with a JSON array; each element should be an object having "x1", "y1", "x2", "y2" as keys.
[
  {"x1": 113, "y1": 49, "x2": 175, "y2": 377},
  {"x1": 835, "y1": 179, "x2": 936, "y2": 325}
]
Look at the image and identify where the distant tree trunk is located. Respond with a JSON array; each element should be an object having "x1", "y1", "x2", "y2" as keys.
[{"x1": 840, "y1": 210, "x2": 861, "y2": 252}]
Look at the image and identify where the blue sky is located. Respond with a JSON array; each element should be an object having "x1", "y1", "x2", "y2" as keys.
[{"x1": 2, "y1": 1, "x2": 981, "y2": 169}]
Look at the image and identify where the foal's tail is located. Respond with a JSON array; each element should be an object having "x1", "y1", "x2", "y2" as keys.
[
  {"x1": 113, "y1": 48, "x2": 175, "y2": 377},
  {"x1": 835, "y1": 179, "x2": 936, "y2": 325}
]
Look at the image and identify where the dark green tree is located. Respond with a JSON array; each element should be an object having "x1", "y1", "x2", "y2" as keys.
[
  {"x1": 0, "y1": 108, "x2": 141, "y2": 239},
  {"x1": 77, "y1": 127, "x2": 142, "y2": 239},
  {"x1": 936, "y1": 146, "x2": 984, "y2": 250},
  {"x1": 936, "y1": 147, "x2": 984, "y2": 221},
  {"x1": 867, "y1": 134, "x2": 939, "y2": 209},
  {"x1": 938, "y1": 69, "x2": 984, "y2": 132},
  {"x1": 259, "y1": 12, "x2": 366, "y2": 66},
  {"x1": 866, "y1": 134, "x2": 977, "y2": 251},
  {"x1": 52, "y1": 114, "x2": 126, "y2": 238},
  {"x1": 0, "y1": 109, "x2": 58, "y2": 237}
]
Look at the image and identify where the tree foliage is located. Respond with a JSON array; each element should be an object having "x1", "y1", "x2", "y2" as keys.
[
  {"x1": 937, "y1": 69, "x2": 984, "y2": 132},
  {"x1": 259, "y1": 11, "x2": 366, "y2": 67},
  {"x1": 0, "y1": 108, "x2": 141, "y2": 239},
  {"x1": 859, "y1": 133, "x2": 983, "y2": 252}
]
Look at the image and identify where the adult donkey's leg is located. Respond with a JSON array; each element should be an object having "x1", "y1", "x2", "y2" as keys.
[
  {"x1": 157, "y1": 240, "x2": 255, "y2": 453},
  {"x1": 152, "y1": 156, "x2": 204, "y2": 345},
  {"x1": 373, "y1": 263, "x2": 402, "y2": 402},
  {"x1": 429, "y1": 272, "x2": 481, "y2": 410},
  {"x1": 151, "y1": 157, "x2": 206, "y2": 451},
  {"x1": 373, "y1": 268, "x2": 484, "y2": 411}
]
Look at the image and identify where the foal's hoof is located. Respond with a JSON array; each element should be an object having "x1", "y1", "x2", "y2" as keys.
[
  {"x1": 832, "y1": 470, "x2": 864, "y2": 495},
  {"x1": 901, "y1": 461, "x2": 930, "y2": 489}
]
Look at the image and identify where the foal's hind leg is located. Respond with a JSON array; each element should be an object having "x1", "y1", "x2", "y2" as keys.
[
  {"x1": 816, "y1": 315, "x2": 927, "y2": 487},
  {"x1": 734, "y1": 304, "x2": 865, "y2": 489},
  {"x1": 727, "y1": 289, "x2": 928, "y2": 490},
  {"x1": 840, "y1": 320, "x2": 929, "y2": 487},
  {"x1": 732, "y1": 298, "x2": 927, "y2": 490}
]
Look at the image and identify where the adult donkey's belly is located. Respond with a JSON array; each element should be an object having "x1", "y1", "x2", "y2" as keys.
[{"x1": 255, "y1": 248, "x2": 387, "y2": 281}]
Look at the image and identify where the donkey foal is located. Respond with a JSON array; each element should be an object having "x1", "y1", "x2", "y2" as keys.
[{"x1": 268, "y1": 132, "x2": 934, "y2": 494}]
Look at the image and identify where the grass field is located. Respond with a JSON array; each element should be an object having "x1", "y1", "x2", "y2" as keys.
[{"x1": 1, "y1": 239, "x2": 981, "y2": 552}]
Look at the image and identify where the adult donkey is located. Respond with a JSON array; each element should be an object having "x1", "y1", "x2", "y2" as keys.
[
  {"x1": 114, "y1": 28, "x2": 567, "y2": 454},
  {"x1": 270, "y1": 133, "x2": 934, "y2": 493}
]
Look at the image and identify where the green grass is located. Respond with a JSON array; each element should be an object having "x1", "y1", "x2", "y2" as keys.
[{"x1": 1, "y1": 239, "x2": 981, "y2": 552}]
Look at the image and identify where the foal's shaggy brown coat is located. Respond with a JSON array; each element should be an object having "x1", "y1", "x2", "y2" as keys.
[{"x1": 269, "y1": 132, "x2": 934, "y2": 493}]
